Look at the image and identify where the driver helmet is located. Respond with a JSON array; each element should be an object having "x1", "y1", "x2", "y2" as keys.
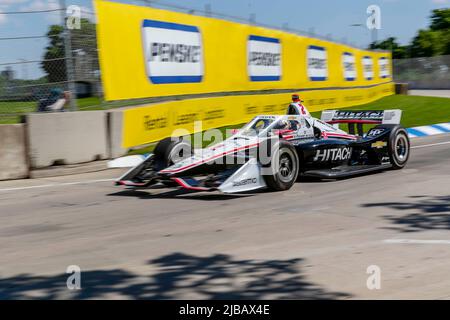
[{"x1": 291, "y1": 94, "x2": 303, "y2": 103}]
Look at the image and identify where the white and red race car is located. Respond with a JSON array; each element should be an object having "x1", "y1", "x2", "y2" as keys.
[{"x1": 116, "y1": 109, "x2": 409, "y2": 193}]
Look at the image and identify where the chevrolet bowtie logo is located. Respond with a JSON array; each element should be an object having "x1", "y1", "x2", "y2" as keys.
[{"x1": 371, "y1": 141, "x2": 387, "y2": 149}]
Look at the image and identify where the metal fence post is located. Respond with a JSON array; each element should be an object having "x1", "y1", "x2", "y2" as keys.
[{"x1": 59, "y1": 0, "x2": 77, "y2": 111}]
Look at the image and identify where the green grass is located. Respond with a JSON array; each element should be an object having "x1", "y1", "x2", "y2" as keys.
[
  {"x1": 311, "y1": 94, "x2": 450, "y2": 128},
  {"x1": 0, "y1": 95, "x2": 185, "y2": 123},
  {"x1": 0, "y1": 97, "x2": 101, "y2": 119},
  {"x1": 75, "y1": 97, "x2": 103, "y2": 110},
  {"x1": 0, "y1": 96, "x2": 118, "y2": 123}
]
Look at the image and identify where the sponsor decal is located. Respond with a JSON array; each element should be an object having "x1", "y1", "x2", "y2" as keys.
[
  {"x1": 306, "y1": 97, "x2": 337, "y2": 106},
  {"x1": 362, "y1": 56, "x2": 373, "y2": 80},
  {"x1": 379, "y1": 57, "x2": 390, "y2": 78},
  {"x1": 142, "y1": 19, "x2": 203, "y2": 84},
  {"x1": 314, "y1": 147, "x2": 352, "y2": 162},
  {"x1": 333, "y1": 110, "x2": 384, "y2": 121},
  {"x1": 203, "y1": 109, "x2": 225, "y2": 121},
  {"x1": 367, "y1": 128, "x2": 385, "y2": 136},
  {"x1": 263, "y1": 104, "x2": 276, "y2": 113},
  {"x1": 342, "y1": 52, "x2": 356, "y2": 81},
  {"x1": 344, "y1": 95, "x2": 363, "y2": 102},
  {"x1": 371, "y1": 141, "x2": 387, "y2": 149},
  {"x1": 307, "y1": 45, "x2": 328, "y2": 81},
  {"x1": 143, "y1": 115, "x2": 168, "y2": 130},
  {"x1": 174, "y1": 112, "x2": 200, "y2": 125},
  {"x1": 245, "y1": 105, "x2": 258, "y2": 115},
  {"x1": 232, "y1": 178, "x2": 258, "y2": 187},
  {"x1": 257, "y1": 115, "x2": 278, "y2": 119},
  {"x1": 248, "y1": 35, "x2": 281, "y2": 81}
]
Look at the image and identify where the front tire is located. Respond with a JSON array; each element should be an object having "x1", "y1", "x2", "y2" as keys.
[
  {"x1": 263, "y1": 140, "x2": 299, "y2": 191},
  {"x1": 153, "y1": 137, "x2": 192, "y2": 169}
]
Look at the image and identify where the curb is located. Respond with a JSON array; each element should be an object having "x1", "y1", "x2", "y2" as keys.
[
  {"x1": 30, "y1": 160, "x2": 110, "y2": 179},
  {"x1": 407, "y1": 122, "x2": 450, "y2": 138}
]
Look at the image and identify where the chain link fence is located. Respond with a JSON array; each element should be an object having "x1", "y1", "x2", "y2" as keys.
[
  {"x1": 0, "y1": 3, "x2": 100, "y2": 123},
  {"x1": 393, "y1": 55, "x2": 450, "y2": 90}
]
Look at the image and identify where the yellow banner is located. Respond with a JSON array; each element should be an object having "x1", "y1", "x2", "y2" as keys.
[
  {"x1": 122, "y1": 83, "x2": 394, "y2": 148},
  {"x1": 95, "y1": 0, "x2": 393, "y2": 101}
]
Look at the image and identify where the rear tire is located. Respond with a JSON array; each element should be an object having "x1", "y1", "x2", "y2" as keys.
[
  {"x1": 263, "y1": 140, "x2": 299, "y2": 191},
  {"x1": 389, "y1": 127, "x2": 410, "y2": 169}
]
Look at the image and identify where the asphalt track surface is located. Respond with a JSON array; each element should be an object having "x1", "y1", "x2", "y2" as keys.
[{"x1": 0, "y1": 134, "x2": 449, "y2": 299}]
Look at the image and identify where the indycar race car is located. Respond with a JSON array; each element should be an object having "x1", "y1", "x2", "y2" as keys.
[{"x1": 116, "y1": 109, "x2": 410, "y2": 193}]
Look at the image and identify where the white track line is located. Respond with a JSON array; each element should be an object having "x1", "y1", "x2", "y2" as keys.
[
  {"x1": 0, "y1": 179, "x2": 115, "y2": 192},
  {"x1": 384, "y1": 239, "x2": 450, "y2": 245},
  {"x1": 411, "y1": 141, "x2": 450, "y2": 149}
]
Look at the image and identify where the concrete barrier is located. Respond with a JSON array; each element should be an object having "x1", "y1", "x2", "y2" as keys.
[
  {"x1": 0, "y1": 124, "x2": 29, "y2": 180},
  {"x1": 395, "y1": 83, "x2": 409, "y2": 95},
  {"x1": 107, "y1": 109, "x2": 127, "y2": 159},
  {"x1": 26, "y1": 111, "x2": 109, "y2": 168}
]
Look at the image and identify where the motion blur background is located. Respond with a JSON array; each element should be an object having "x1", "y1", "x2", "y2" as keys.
[{"x1": 0, "y1": 0, "x2": 449, "y2": 124}]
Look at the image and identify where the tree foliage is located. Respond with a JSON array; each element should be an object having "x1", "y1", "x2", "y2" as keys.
[
  {"x1": 430, "y1": 8, "x2": 450, "y2": 31},
  {"x1": 41, "y1": 25, "x2": 65, "y2": 83},
  {"x1": 369, "y1": 8, "x2": 450, "y2": 58},
  {"x1": 41, "y1": 19, "x2": 98, "y2": 83},
  {"x1": 369, "y1": 37, "x2": 408, "y2": 59}
]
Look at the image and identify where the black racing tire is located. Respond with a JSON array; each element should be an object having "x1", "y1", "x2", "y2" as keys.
[
  {"x1": 389, "y1": 126, "x2": 410, "y2": 169},
  {"x1": 153, "y1": 137, "x2": 193, "y2": 169},
  {"x1": 262, "y1": 140, "x2": 299, "y2": 191},
  {"x1": 374, "y1": 125, "x2": 410, "y2": 169}
]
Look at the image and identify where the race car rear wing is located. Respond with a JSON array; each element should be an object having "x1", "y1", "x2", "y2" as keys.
[{"x1": 320, "y1": 109, "x2": 402, "y2": 135}]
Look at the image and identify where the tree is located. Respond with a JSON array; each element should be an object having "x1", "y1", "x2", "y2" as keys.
[
  {"x1": 430, "y1": 9, "x2": 450, "y2": 31},
  {"x1": 370, "y1": 8, "x2": 450, "y2": 59},
  {"x1": 410, "y1": 29, "x2": 445, "y2": 57},
  {"x1": 41, "y1": 25, "x2": 66, "y2": 83},
  {"x1": 369, "y1": 37, "x2": 409, "y2": 59},
  {"x1": 442, "y1": 29, "x2": 450, "y2": 55},
  {"x1": 41, "y1": 19, "x2": 98, "y2": 83}
]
